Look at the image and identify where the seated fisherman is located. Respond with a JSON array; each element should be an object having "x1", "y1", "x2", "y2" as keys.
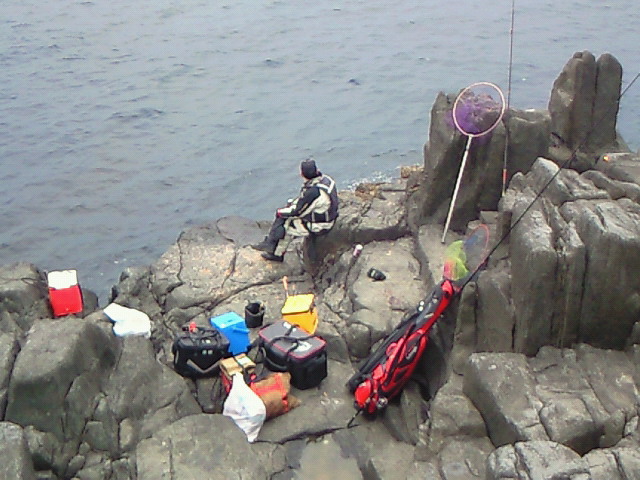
[{"x1": 252, "y1": 158, "x2": 338, "y2": 262}]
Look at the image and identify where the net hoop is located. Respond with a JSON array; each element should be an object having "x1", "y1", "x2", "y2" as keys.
[{"x1": 452, "y1": 82, "x2": 506, "y2": 138}]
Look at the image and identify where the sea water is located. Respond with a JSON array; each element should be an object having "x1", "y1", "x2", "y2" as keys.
[{"x1": 2, "y1": 0, "x2": 639, "y2": 302}]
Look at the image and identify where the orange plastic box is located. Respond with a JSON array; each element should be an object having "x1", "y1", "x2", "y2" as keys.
[{"x1": 281, "y1": 294, "x2": 318, "y2": 334}]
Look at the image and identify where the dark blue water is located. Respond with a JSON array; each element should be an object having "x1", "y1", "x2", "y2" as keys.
[{"x1": 2, "y1": 0, "x2": 639, "y2": 303}]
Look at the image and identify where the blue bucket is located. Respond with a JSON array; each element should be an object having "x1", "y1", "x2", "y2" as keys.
[{"x1": 210, "y1": 312, "x2": 250, "y2": 355}]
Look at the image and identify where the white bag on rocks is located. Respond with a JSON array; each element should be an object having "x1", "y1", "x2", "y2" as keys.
[
  {"x1": 103, "y1": 303, "x2": 151, "y2": 338},
  {"x1": 223, "y1": 374, "x2": 266, "y2": 443}
]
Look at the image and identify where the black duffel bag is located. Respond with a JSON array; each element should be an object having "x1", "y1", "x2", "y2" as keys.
[
  {"x1": 172, "y1": 323, "x2": 230, "y2": 378},
  {"x1": 257, "y1": 321, "x2": 327, "y2": 390}
]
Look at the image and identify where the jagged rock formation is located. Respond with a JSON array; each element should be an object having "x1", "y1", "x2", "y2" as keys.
[
  {"x1": 1, "y1": 51, "x2": 639, "y2": 479},
  {"x1": 548, "y1": 51, "x2": 625, "y2": 169}
]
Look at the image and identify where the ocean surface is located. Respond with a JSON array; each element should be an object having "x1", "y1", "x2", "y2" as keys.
[{"x1": 2, "y1": 0, "x2": 639, "y2": 303}]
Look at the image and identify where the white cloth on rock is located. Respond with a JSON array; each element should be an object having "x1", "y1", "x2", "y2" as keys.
[{"x1": 103, "y1": 302, "x2": 151, "y2": 338}]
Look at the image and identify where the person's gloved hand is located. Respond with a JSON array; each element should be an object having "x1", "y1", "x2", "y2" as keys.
[{"x1": 276, "y1": 209, "x2": 283, "y2": 218}]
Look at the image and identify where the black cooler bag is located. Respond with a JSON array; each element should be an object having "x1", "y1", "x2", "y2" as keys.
[
  {"x1": 258, "y1": 321, "x2": 327, "y2": 390},
  {"x1": 172, "y1": 325, "x2": 230, "y2": 378}
]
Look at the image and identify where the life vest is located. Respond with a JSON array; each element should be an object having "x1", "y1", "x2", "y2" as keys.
[{"x1": 303, "y1": 175, "x2": 338, "y2": 224}]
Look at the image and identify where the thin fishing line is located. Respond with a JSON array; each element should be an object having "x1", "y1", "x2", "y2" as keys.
[
  {"x1": 502, "y1": 0, "x2": 516, "y2": 196},
  {"x1": 459, "y1": 70, "x2": 640, "y2": 293}
]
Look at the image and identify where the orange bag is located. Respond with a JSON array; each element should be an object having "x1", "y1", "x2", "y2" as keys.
[{"x1": 250, "y1": 372, "x2": 300, "y2": 419}]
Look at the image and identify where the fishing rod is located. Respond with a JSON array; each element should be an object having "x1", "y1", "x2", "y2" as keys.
[
  {"x1": 502, "y1": 0, "x2": 516, "y2": 196},
  {"x1": 459, "y1": 69, "x2": 640, "y2": 294}
]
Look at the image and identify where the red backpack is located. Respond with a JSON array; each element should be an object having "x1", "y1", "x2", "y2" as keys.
[{"x1": 347, "y1": 280, "x2": 455, "y2": 415}]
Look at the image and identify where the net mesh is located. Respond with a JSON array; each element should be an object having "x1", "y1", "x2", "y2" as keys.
[
  {"x1": 452, "y1": 82, "x2": 505, "y2": 137},
  {"x1": 443, "y1": 225, "x2": 490, "y2": 281}
]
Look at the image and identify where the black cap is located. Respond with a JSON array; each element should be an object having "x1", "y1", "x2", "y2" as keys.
[{"x1": 300, "y1": 159, "x2": 320, "y2": 179}]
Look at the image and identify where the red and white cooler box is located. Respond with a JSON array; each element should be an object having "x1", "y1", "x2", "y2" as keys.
[{"x1": 47, "y1": 269, "x2": 83, "y2": 317}]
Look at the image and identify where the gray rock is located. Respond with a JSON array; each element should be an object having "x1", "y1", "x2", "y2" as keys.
[
  {"x1": 552, "y1": 217, "x2": 586, "y2": 348},
  {"x1": 449, "y1": 281, "x2": 478, "y2": 375},
  {"x1": 23, "y1": 426, "x2": 60, "y2": 472},
  {"x1": 0, "y1": 332, "x2": 18, "y2": 417},
  {"x1": 345, "y1": 318, "x2": 373, "y2": 359},
  {"x1": 407, "y1": 91, "x2": 507, "y2": 232},
  {"x1": 487, "y1": 441, "x2": 590, "y2": 480},
  {"x1": 109, "y1": 266, "x2": 162, "y2": 322},
  {"x1": 363, "y1": 438, "x2": 414, "y2": 480},
  {"x1": 503, "y1": 108, "x2": 551, "y2": 179},
  {"x1": 509, "y1": 191, "x2": 558, "y2": 356},
  {"x1": 591, "y1": 53, "x2": 624, "y2": 152},
  {"x1": 289, "y1": 434, "x2": 362, "y2": 480},
  {"x1": 0, "y1": 263, "x2": 51, "y2": 333},
  {"x1": 6, "y1": 319, "x2": 118, "y2": 443},
  {"x1": 438, "y1": 437, "x2": 493, "y2": 479},
  {"x1": 380, "y1": 380, "x2": 425, "y2": 445},
  {"x1": 136, "y1": 414, "x2": 268, "y2": 479},
  {"x1": 348, "y1": 239, "x2": 425, "y2": 324},
  {"x1": 257, "y1": 359, "x2": 355, "y2": 443},
  {"x1": 0, "y1": 422, "x2": 37, "y2": 480},
  {"x1": 152, "y1": 221, "x2": 306, "y2": 312},
  {"x1": 474, "y1": 267, "x2": 514, "y2": 354},
  {"x1": 582, "y1": 169, "x2": 628, "y2": 200},
  {"x1": 102, "y1": 335, "x2": 201, "y2": 448},
  {"x1": 574, "y1": 344, "x2": 638, "y2": 439},
  {"x1": 463, "y1": 352, "x2": 547, "y2": 446},
  {"x1": 321, "y1": 237, "x2": 428, "y2": 358},
  {"x1": 548, "y1": 51, "x2": 597, "y2": 161},
  {"x1": 418, "y1": 376, "x2": 488, "y2": 458},
  {"x1": 595, "y1": 152, "x2": 640, "y2": 184},
  {"x1": 582, "y1": 447, "x2": 640, "y2": 480},
  {"x1": 333, "y1": 414, "x2": 401, "y2": 476},
  {"x1": 406, "y1": 461, "x2": 441, "y2": 480},
  {"x1": 573, "y1": 200, "x2": 640, "y2": 349},
  {"x1": 315, "y1": 309, "x2": 350, "y2": 362},
  {"x1": 548, "y1": 51, "x2": 625, "y2": 170},
  {"x1": 529, "y1": 347, "x2": 604, "y2": 455},
  {"x1": 311, "y1": 182, "x2": 411, "y2": 266}
]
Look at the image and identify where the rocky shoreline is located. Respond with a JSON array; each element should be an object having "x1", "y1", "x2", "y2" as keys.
[{"x1": 2, "y1": 51, "x2": 640, "y2": 479}]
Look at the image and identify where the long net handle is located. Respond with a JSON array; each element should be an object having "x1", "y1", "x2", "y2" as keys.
[{"x1": 442, "y1": 135, "x2": 473, "y2": 243}]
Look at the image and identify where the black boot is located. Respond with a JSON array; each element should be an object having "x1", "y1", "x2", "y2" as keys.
[
  {"x1": 252, "y1": 237, "x2": 275, "y2": 252},
  {"x1": 261, "y1": 252, "x2": 284, "y2": 262}
]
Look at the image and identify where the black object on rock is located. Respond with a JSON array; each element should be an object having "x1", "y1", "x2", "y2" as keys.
[
  {"x1": 367, "y1": 268, "x2": 386, "y2": 281},
  {"x1": 262, "y1": 252, "x2": 284, "y2": 262},
  {"x1": 257, "y1": 321, "x2": 327, "y2": 390},
  {"x1": 171, "y1": 325, "x2": 230, "y2": 378},
  {"x1": 245, "y1": 301, "x2": 265, "y2": 328}
]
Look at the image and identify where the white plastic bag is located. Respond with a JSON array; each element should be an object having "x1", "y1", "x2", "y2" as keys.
[
  {"x1": 103, "y1": 303, "x2": 151, "y2": 338},
  {"x1": 223, "y1": 374, "x2": 266, "y2": 442}
]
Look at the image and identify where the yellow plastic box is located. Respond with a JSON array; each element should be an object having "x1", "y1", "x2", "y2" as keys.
[{"x1": 281, "y1": 293, "x2": 318, "y2": 334}]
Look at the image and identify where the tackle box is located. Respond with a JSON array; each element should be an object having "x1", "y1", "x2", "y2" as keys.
[
  {"x1": 281, "y1": 293, "x2": 318, "y2": 334},
  {"x1": 258, "y1": 321, "x2": 327, "y2": 390},
  {"x1": 210, "y1": 312, "x2": 251, "y2": 355}
]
